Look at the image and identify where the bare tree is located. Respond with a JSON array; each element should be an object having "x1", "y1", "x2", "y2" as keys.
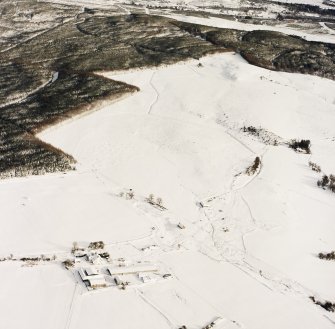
[
  {"x1": 127, "y1": 189, "x2": 134, "y2": 199},
  {"x1": 147, "y1": 194, "x2": 154, "y2": 203},
  {"x1": 71, "y1": 241, "x2": 78, "y2": 254}
]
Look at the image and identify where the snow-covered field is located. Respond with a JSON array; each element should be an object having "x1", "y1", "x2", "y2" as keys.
[
  {"x1": 166, "y1": 14, "x2": 335, "y2": 43},
  {"x1": 40, "y1": 0, "x2": 334, "y2": 8},
  {"x1": 1, "y1": 0, "x2": 335, "y2": 327},
  {"x1": 1, "y1": 51, "x2": 334, "y2": 328},
  {"x1": 38, "y1": 0, "x2": 335, "y2": 46}
]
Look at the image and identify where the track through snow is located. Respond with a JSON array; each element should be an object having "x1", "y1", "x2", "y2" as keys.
[
  {"x1": 64, "y1": 282, "x2": 80, "y2": 329},
  {"x1": 148, "y1": 71, "x2": 159, "y2": 115},
  {"x1": 1, "y1": 53, "x2": 335, "y2": 329}
]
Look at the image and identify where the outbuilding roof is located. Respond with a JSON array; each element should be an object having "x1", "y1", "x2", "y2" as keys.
[
  {"x1": 107, "y1": 265, "x2": 157, "y2": 275},
  {"x1": 85, "y1": 267, "x2": 99, "y2": 276}
]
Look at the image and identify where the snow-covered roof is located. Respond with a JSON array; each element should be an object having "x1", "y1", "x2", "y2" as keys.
[
  {"x1": 78, "y1": 268, "x2": 87, "y2": 281},
  {"x1": 107, "y1": 265, "x2": 158, "y2": 275},
  {"x1": 87, "y1": 276, "x2": 107, "y2": 287},
  {"x1": 85, "y1": 267, "x2": 99, "y2": 276},
  {"x1": 78, "y1": 267, "x2": 100, "y2": 282},
  {"x1": 87, "y1": 253, "x2": 104, "y2": 265}
]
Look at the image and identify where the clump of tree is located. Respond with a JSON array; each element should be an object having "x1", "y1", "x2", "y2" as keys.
[
  {"x1": 317, "y1": 174, "x2": 335, "y2": 193},
  {"x1": 71, "y1": 241, "x2": 79, "y2": 254},
  {"x1": 88, "y1": 241, "x2": 105, "y2": 250},
  {"x1": 242, "y1": 126, "x2": 279, "y2": 146},
  {"x1": 20, "y1": 254, "x2": 54, "y2": 262},
  {"x1": 308, "y1": 161, "x2": 321, "y2": 172},
  {"x1": 0, "y1": 253, "x2": 56, "y2": 263},
  {"x1": 246, "y1": 156, "x2": 261, "y2": 175},
  {"x1": 243, "y1": 126, "x2": 259, "y2": 136},
  {"x1": 127, "y1": 189, "x2": 135, "y2": 199},
  {"x1": 62, "y1": 259, "x2": 75, "y2": 269},
  {"x1": 317, "y1": 175, "x2": 329, "y2": 188},
  {"x1": 329, "y1": 175, "x2": 335, "y2": 193},
  {"x1": 203, "y1": 320, "x2": 218, "y2": 329},
  {"x1": 147, "y1": 193, "x2": 155, "y2": 204},
  {"x1": 146, "y1": 193, "x2": 165, "y2": 209},
  {"x1": 318, "y1": 251, "x2": 335, "y2": 261},
  {"x1": 71, "y1": 241, "x2": 86, "y2": 255},
  {"x1": 310, "y1": 296, "x2": 335, "y2": 312},
  {"x1": 289, "y1": 139, "x2": 311, "y2": 154},
  {"x1": 156, "y1": 197, "x2": 163, "y2": 207},
  {"x1": 20, "y1": 257, "x2": 40, "y2": 262},
  {"x1": 118, "y1": 189, "x2": 135, "y2": 199},
  {"x1": 41, "y1": 254, "x2": 55, "y2": 261}
]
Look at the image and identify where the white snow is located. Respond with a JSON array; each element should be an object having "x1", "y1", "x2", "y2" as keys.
[
  {"x1": 166, "y1": 14, "x2": 335, "y2": 43},
  {"x1": 0, "y1": 52, "x2": 334, "y2": 328},
  {"x1": 37, "y1": 0, "x2": 335, "y2": 15},
  {"x1": 107, "y1": 265, "x2": 158, "y2": 275}
]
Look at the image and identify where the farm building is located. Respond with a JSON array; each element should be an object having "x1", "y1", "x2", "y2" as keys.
[
  {"x1": 113, "y1": 276, "x2": 123, "y2": 286},
  {"x1": 78, "y1": 267, "x2": 107, "y2": 289},
  {"x1": 86, "y1": 252, "x2": 104, "y2": 265},
  {"x1": 178, "y1": 223, "x2": 186, "y2": 229},
  {"x1": 86, "y1": 276, "x2": 107, "y2": 289},
  {"x1": 107, "y1": 264, "x2": 158, "y2": 276},
  {"x1": 85, "y1": 267, "x2": 99, "y2": 276}
]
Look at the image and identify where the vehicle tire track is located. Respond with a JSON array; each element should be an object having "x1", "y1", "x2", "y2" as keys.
[
  {"x1": 137, "y1": 290, "x2": 176, "y2": 329},
  {"x1": 148, "y1": 71, "x2": 159, "y2": 115},
  {"x1": 65, "y1": 282, "x2": 80, "y2": 329}
]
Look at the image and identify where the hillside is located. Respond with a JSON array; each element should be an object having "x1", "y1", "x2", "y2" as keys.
[{"x1": 0, "y1": 1, "x2": 334, "y2": 329}]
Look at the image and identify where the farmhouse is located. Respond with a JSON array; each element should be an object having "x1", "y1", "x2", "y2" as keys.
[{"x1": 86, "y1": 252, "x2": 104, "y2": 265}]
